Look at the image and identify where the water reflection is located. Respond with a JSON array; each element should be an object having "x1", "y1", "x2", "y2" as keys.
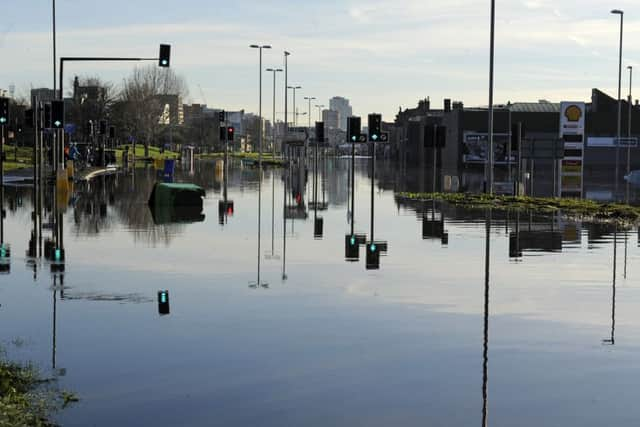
[
  {"x1": 3, "y1": 157, "x2": 640, "y2": 426},
  {"x1": 603, "y1": 226, "x2": 618, "y2": 346},
  {"x1": 482, "y1": 209, "x2": 491, "y2": 427}
]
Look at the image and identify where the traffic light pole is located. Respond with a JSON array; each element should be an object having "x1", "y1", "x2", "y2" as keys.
[
  {"x1": 370, "y1": 140, "x2": 375, "y2": 242},
  {"x1": 350, "y1": 136, "x2": 356, "y2": 236}
]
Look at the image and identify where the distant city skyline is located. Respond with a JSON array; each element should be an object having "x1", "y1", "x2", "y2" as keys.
[{"x1": 2, "y1": 1, "x2": 640, "y2": 122}]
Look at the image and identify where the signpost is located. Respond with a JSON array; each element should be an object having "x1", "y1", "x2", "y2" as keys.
[{"x1": 559, "y1": 102, "x2": 586, "y2": 198}]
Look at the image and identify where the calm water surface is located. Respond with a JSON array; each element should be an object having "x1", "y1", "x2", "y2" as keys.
[{"x1": 1, "y1": 158, "x2": 640, "y2": 426}]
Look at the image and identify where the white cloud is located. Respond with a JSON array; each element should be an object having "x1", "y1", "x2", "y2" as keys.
[{"x1": 4, "y1": 0, "x2": 640, "y2": 119}]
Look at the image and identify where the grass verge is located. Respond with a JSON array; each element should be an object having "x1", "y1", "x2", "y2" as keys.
[
  {"x1": 1, "y1": 349, "x2": 78, "y2": 426},
  {"x1": 397, "y1": 192, "x2": 640, "y2": 223}
]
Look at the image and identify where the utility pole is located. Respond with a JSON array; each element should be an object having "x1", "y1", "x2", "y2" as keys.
[{"x1": 487, "y1": 0, "x2": 496, "y2": 194}]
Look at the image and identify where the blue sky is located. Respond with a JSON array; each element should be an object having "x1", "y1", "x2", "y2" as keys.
[{"x1": 2, "y1": 0, "x2": 640, "y2": 121}]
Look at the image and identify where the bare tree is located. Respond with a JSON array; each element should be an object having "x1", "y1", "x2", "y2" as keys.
[{"x1": 116, "y1": 65, "x2": 188, "y2": 157}]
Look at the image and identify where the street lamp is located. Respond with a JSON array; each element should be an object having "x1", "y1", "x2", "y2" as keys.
[
  {"x1": 487, "y1": 0, "x2": 496, "y2": 194},
  {"x1": 284, "y1": 51, "x2": 290, "y2": 139},
  {"x1": 250, "y1": 44, "x2": 272, "y2": 161},
  {"x1": 266, "y1": 68, "x2": 283, "y2": 158},
  {"x1": 626, "y1": 65, "x2": 632, "y2": 203},
  {"x1": 611, "y1": 9, "x2": 623, "y2": 194},
  {"x1": 315, "y1": 104, "x2": 325, "y2": 121},
  {"x1": 288, "y1": 85, "x2": 302, "y2": 127},
  {"x1": 250, "y1": 43, "x2": 271, "y2": 292}
]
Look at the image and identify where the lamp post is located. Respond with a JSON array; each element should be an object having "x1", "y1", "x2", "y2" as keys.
[
  {"x1": 315, "y1": 104, "x2": 324, "y2": 121},
  {"x1": 250, "y1": 44, "x2": 272, "y2": 162},
  {"x1": 250, "y1": 43, "x2": 271, "y2": 291},
  {"x1": 626, "y1": 65, "x2": 632, "y2": 203},
  {"x1": 284, "y1": 51, "x2": 290, "y2": 141},
  {"x1": 627, "y1": 65, "x2": 633, "y2": 169},
  {"x1": 266, "y1": 68, "x2": 283, "y2": 158},
  {"x1": 288, "y1": 85, "x2": 301, "y2": 127},
  {"x1": 611, "y1": 9, "x2": 624, "y2": 195},
  {"x1": 487, "y1": 0, "x2": 496, "y2": 194}
]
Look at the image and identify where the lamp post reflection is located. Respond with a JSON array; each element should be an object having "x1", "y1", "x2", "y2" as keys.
[
  {"x1": 266, "y1": 170, "x2": 280, "y2": 260},
  {"x1": 482, "y1": 209, "x2": 491, "y2": 427},
  {"x1": 250, "y1": 167, "x2": 268, "y2": 289},
  {"x1": 603, "y1": 226, "x2": 618, "y2": 345}
]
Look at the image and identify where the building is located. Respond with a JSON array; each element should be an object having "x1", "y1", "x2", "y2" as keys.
[
  {"x1": 156, "y1": 94, "x2": 183, "y2": 125},
  {"x1": 392, "y1": 89, "x2": 640, "y2": 198},
  {"x1": 72, "y1": 76, "x2": 107, "y2": 104},
  {"x1": 322, "y1": 109, "x2": 339, "y2": 130},
  {"x1": 30, "y1": 88, "x2": 59, "y2": 103},
  {"x1": 329, "y1": 96, "x2": 352, "y2": 131}
]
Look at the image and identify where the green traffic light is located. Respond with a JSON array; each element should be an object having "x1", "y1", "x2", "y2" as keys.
[
  {"x1": 370, "y1": 244, "x2": 377, "y2": 252},
  {"x1": 0, "y1": 118, "x2": 6, "y2": 124},
  {"x1": 372, "y1": 134, "x2": 378, "y2": 141},
  {"x1": 350, "y1": 236, "x2": 356, "y2": 245},
  {"x1": 54, "y1": 248, "x2": 61, "y2": 261},
  {"x1": 162, "y1": 60, "x2": 168, "y2": 65},
  {"x1": 160, "y1": 292, "x2": 167, "y2": 303},
  {"x1": 0, "y1": 247, "x2": 5, "y2": 258}
]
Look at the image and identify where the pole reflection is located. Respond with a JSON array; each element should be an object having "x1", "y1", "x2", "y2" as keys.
[{"x1": 482, "y1": 209, "x2": 491, "y2": 427}]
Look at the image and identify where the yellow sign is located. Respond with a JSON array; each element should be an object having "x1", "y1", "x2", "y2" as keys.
[{"x1": 564, "y1": 105, "x2": 582, "y2": 122}]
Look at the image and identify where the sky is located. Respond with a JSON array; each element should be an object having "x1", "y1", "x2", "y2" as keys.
[{"x1": 2, "y1": 0, "x2": 640, "y2": 122}]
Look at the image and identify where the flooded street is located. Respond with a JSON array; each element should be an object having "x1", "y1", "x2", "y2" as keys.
[{"x1": 2, "y1": 158, "x2": 640, "y2": 426}]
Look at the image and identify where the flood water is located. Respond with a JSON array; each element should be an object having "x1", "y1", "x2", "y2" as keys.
[{"x1": 2, "y1": 157, "x2": 640, "y2": 426}]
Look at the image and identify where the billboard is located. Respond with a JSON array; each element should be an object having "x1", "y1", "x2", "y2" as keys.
[{"x1": 559, "y1": 102, "x2": 585, "y2": 198}]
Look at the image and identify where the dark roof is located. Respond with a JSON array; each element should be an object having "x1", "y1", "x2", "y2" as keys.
[{"x1": 509, "y1": 102, "x2": 561, "y2": 113}]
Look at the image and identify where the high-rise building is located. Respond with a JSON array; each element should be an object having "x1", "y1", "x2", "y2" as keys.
[
  {"x1": 322, "y1": 109, "x2": 339, "y2": 130},
  {"x1": 329, "y1": 96, "x2": 352, "y2": 131}
]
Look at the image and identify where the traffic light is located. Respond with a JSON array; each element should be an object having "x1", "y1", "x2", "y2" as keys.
[
  {"x1": 315, "y1": 121, "x2": 324, "y2": 144},
  {"x1": 51, "y1": 100, "x2": 64, "y2": 129},
  {"x1": 226, "y1": 126, "x2": 234, "y2": 141},
  {"x1": 159, "y1": 44, "x2": 171, "y2": 67},
  {"x1": 158, "y1": 290, "x2": 170, "y2": 315},
  {"x1": 0, "y1": 244, "x2": 10, "y2": 274},
  {"x1": 99, "y1": 120, "x2": 107, "y2": 135},
  {"x1": 0, "y1": 97, "x2": 8, "y2": 125},
  {"x1": 54, "y1": 247, "x2": 64, "y2": 262},
  {"x1": 366, "y1": 242, "x2": 380, "y2": 270},
  {"x1": 218, "y1": 110, "x2": 225, "y2": 122},
  {"x1": 314, "y1": 217, "x2": 323, "y2": 239},
  {"x1": 109, "y1": 126, "x2": 115, "y2": 139},
  {"x1": 368, "y1": 113, "x2": 381, "y2": 142},
  {"x1": 219, "y1": 126, "x2": 226, "y2": 141},
  {"x1": 50, "y1": 247, "x2": 65, "y2": 273},
  {"x1": 347, "y1": 116, "x2": 361, "y2": 143},
  {"x1": 345, "y1": 234, "x2": 359, "y2": 261}
]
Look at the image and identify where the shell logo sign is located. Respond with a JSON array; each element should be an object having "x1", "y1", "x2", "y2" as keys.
[
  {"x1": 559, "y1": 101, "x2": 586, "y2": 198},
  {"x1": 564, "y1": 105, "x2": 582, "y2": 122}
]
